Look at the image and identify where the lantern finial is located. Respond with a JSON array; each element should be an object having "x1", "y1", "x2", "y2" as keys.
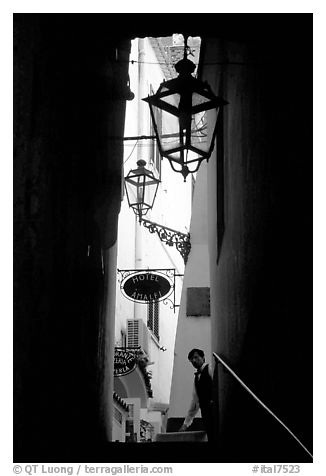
[{"x1": 174, "y1": 34, "x2": 196, "y2": 76}]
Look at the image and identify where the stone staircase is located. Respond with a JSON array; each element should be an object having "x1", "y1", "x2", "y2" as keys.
[{"x1": 155, "y1": 430, "x2": 207, "y2": 442}]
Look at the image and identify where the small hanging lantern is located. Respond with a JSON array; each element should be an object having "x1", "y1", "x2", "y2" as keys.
[
  {"x1": 143, "y1": 35, "x2": 228, "y2": 181},
  {"x1": 124, "y1": 159, "x2": 160, "y2": 223}
]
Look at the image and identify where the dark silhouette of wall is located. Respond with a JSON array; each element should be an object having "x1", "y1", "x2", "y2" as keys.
[
  {"x1": 205, "y1": 25, "x2": 312, "y2": 461},
  {"x1": 14, "y1": 14, "x2": 131, "y2": 458}
]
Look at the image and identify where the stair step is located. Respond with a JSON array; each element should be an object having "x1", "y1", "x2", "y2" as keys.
[{"x1": 155, "y1": 431, "x2": 207, "y2": 442}]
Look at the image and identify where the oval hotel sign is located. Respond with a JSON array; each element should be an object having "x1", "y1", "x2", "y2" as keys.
[{"x1": 122, "y1": 272, "x2": 172, "y2": 303}]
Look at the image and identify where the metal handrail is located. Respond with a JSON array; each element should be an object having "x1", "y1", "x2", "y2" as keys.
[{"x1": 213, "y1": 352, "x2": 313, "y2": 460}]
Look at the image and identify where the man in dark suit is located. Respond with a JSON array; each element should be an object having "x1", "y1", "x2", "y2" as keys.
[{"x1": 179, "y1": 348, "x2": 214, "y2": 441}]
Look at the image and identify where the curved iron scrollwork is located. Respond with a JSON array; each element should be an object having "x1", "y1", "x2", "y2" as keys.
[{"x1": 141, "y1": 219, "x2": 191, "y2": 264}]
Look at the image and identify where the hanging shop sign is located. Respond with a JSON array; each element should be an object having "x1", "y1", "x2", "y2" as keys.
[
  {"x1": 114, "y1": 348, "x2": 137, "y2": 377},
  {"x1": 119, "y1": 270, "x2": 173, "y2": 304},
  {"x1": 117, "y1": 269, "x2": 182, "y2": 312}
]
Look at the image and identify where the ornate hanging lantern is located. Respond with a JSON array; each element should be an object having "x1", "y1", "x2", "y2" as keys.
[
  {"x1": 143, "y1": 35, "x2": 228, "y2": 181},
  {"x1": 124, "y1": 159, "x2": 160, "y2": 223}
]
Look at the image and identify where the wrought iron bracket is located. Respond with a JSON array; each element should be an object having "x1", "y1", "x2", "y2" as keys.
[{"x1": 140, "y1": 218, "x2": 191, "y2": 264}]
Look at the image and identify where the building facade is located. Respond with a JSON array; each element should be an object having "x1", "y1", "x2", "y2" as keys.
[{"x1": 113, "y1": 36, "x2": 194, "y2": 442}]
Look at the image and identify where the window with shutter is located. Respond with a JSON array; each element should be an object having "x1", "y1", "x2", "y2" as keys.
[{"x1": 147, "y1": 300, "x2": 160, "y2": 341}]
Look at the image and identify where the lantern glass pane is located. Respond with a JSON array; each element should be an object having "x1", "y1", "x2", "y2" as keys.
[
  {"x1": 190, "y1": 107, "x2": 218, "y2": 154},
  {"x1": 137, "y1": 182, "x2": 145, "y2": 205},
  {"x1": 143, "y1": 178, "x2": 158, "y2": 209},
  {"x1": 192, "y1": 92, "x2": 211, "y2": 109},
  {"x1": 160, "y1": 85, "x2": 170, "y2": 94},
  {"x1": 167, "y1": 149, "x2": 196, "y2": 164},
  {"x1": 152, "y1": 103, "x2": 183, "y2": 154},
  {"x1": 125, "y1": 175, "x2": 144, "y2": 207},
  {"x1": 160, "y1": 91, "x2": 180, "y2": 108}
]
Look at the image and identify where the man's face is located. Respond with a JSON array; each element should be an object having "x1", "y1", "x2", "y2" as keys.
[{"x1": 189, "y1": 352, "x2": 205, "y2": 369}]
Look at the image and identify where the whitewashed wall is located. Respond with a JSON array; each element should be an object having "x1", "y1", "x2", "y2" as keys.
[
  {"x1": 115, "y1": 37, "x2": 192, "y2": 418},
  {"x1": 168, "y1": 162, "x2": 212, "y2": 421}
]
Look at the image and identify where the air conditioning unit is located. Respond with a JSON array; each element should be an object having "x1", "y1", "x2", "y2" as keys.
[{"x1": 127, "y1": 319, "x2": 149, "y2": 355}]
